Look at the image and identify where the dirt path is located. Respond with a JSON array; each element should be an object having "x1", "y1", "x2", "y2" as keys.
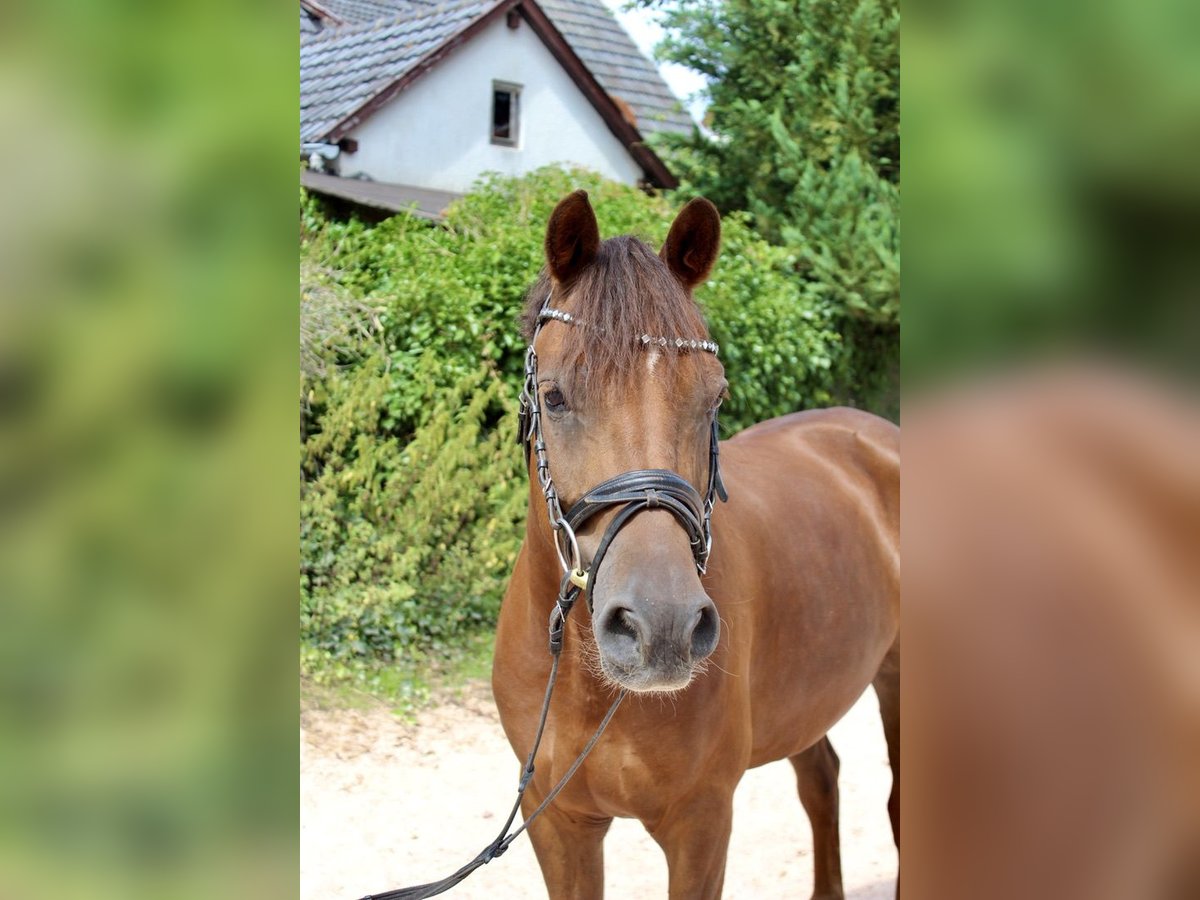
[{"x1": 301, "y1": 684, "x2": 897, "y2": 899}]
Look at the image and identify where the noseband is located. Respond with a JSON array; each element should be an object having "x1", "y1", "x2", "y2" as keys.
[{"x1": 517, "y1": 295, "x2": 729, "y2": 643}]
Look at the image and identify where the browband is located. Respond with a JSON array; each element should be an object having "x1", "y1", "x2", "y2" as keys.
[{"x1": 537, "y1": 306, "x2": 720, "y2": 355}]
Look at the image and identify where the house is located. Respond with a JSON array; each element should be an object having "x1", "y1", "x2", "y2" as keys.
[{"x1": 300, "y1": 0, "x2": 694, "y2": 216}]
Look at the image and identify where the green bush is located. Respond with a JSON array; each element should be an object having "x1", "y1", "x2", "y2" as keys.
[
  {"x1": 300, "y1": 167, "x2": 847, "y2": 676},
  {"x1": 301, "y1": 354, "x2": 525, "y2": 668}
]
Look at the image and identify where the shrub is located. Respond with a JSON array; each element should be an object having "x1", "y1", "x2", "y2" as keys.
[{"x1": 301, "y1": 354, "x2": 525, "y2": 667}]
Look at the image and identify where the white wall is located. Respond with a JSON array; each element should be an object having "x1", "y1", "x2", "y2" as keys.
[{"x1": 341, "y1": 16, "x2": 646, "y2": 192}]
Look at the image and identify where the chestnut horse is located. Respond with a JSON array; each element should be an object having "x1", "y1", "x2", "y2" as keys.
[{"x1": 492, "y1": 192, "x2": 899, "y2": 899}]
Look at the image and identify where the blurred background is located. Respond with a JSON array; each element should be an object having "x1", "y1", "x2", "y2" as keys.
[
  {"x1": 0, "y1": 2, "x2": 298, "y2": 898},
  {"x1": 904, "y1": 0, "x2": 1199, "y2": 893},
  {"x1": 904, "y1": 0, "x2": 1200, "y2": 382}
]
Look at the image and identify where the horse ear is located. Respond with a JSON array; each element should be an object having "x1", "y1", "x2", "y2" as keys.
[
  {"x1": 545, "y1": 190, "x2": 600, "y2": 284},
  {"x1": 661, "y1": 198, "x2": 721, "y2": 290}
]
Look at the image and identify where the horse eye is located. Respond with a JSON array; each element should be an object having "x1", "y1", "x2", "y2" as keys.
[
  {"x1": 544, "y1": 387, "x2": 567, "y2": 411},
  {"x1": 710, "y1": 384, "x2": 729, "y2": 414}
]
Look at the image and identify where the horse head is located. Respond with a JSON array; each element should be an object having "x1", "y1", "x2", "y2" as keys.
[{"x1": 523, "y1": 191, "x2": 727, "y2": 693}]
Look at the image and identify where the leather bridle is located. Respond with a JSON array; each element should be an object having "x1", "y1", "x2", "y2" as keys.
[
  {"x1": 517, "y1": 295, "x2": 728, "y2": 640},
  {"x1": 360, "y1": 295, "x2": 728, "y2": 900}
]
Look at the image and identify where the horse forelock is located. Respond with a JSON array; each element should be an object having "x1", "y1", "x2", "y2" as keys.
[{"x1": 521, "y1": 235, "x2": 713, "y2": 402}]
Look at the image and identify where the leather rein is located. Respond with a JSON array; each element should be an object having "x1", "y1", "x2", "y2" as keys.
[{"x1": 360, "y1": 296, "x2": 727, "y2": 900}]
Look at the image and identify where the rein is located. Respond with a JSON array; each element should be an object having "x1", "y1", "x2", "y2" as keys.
[{"x1": 359, "y1": 295, "x2": 726, "y2": 900}]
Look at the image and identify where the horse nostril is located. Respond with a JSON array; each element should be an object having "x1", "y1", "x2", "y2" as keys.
[
  {"x1": 598, "y1": 605, "x2": 642, "y2": 654},
  {"x1": 613, "y1": 608, "x2": 639, "y2": 642},
  {"x1": 689, "y1": 601, "x2": 720, "y2": 660}
]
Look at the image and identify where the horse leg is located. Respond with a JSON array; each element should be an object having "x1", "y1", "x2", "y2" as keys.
[
  {"x1": 523, "y1": 792, "x2": 611, "y2": 900},
  {"x1": 872, "y1": 640, "x2": 900, "y2": 849},
  {"x1": 873, "y1": 638, "x2": 901, "y2": 896},
  {"x1": 648, "y1": 791, "x2": 735, "y2": 900},
  {"x1": 790, "y1": 736, "x2": 844, "y2": 900}
]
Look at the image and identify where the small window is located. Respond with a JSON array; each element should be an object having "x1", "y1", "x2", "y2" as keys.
[{"x1": 491, "y1": 81, "x2": 521, "y2": 147}]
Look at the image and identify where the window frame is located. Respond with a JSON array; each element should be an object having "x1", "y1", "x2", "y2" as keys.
[{"x1": 490, "y1": 80, "x2": 522, "y2": 148}]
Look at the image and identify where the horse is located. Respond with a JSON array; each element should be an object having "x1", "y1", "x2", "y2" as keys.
[{"x1": 492, "y1": 191, "x2": 900, "y2": 900}]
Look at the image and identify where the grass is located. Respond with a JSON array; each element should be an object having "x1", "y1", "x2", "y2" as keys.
[{"x1": 300, "y1": 629, "x2": 498, "y2": 720}]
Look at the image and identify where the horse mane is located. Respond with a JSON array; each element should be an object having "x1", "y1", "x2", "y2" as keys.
[{"x1": 520, "y1": 235, "x2": 713, "y2": 400}]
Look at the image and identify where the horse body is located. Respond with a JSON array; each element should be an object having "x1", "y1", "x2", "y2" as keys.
[
  {"x1": 719, "y1": 409, "x2": 899, "y2": 766},
  {"x1": 493, "y1": 192, "x2": 898, "y2": 899}
]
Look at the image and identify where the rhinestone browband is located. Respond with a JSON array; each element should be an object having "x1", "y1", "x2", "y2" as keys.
[{"x1": 537, "y1": 307, "x2": 719, "y2": 355}]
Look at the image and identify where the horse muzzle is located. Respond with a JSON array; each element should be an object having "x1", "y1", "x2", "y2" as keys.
[
  {"x1": 561, "y1": 470, "x2": 722, "y2": 693},
  {"x1": 591, "y1": 582, "x2": 720, "y2": 692}
]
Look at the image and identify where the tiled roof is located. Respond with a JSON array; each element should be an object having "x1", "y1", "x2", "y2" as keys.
[
  {"x1": 300, "y1": 0, "x2": 694, "y2": 143},
  {"x1": 538, "y1": 0, "x2": 693, "y2": 135},
  {"x1": 300, "y1": 1, "x2": 496, "y2": 143}
]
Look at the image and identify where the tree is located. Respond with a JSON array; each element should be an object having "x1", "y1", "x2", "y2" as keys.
[{"x1": 639, "y1": 0, "x2": 899, "y2": 415}]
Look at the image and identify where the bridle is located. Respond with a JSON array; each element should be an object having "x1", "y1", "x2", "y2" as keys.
[
  {"x1": 360, "y1": 294, "x2": 728, "y2": 900},
  {"x1": 518, "y1": 294, "x2": 729, "y2": 641}
]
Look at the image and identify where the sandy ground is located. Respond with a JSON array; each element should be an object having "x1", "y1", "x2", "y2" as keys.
[{"x1": 301, "y1": 683, "x2": 897, "y2": 900}]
